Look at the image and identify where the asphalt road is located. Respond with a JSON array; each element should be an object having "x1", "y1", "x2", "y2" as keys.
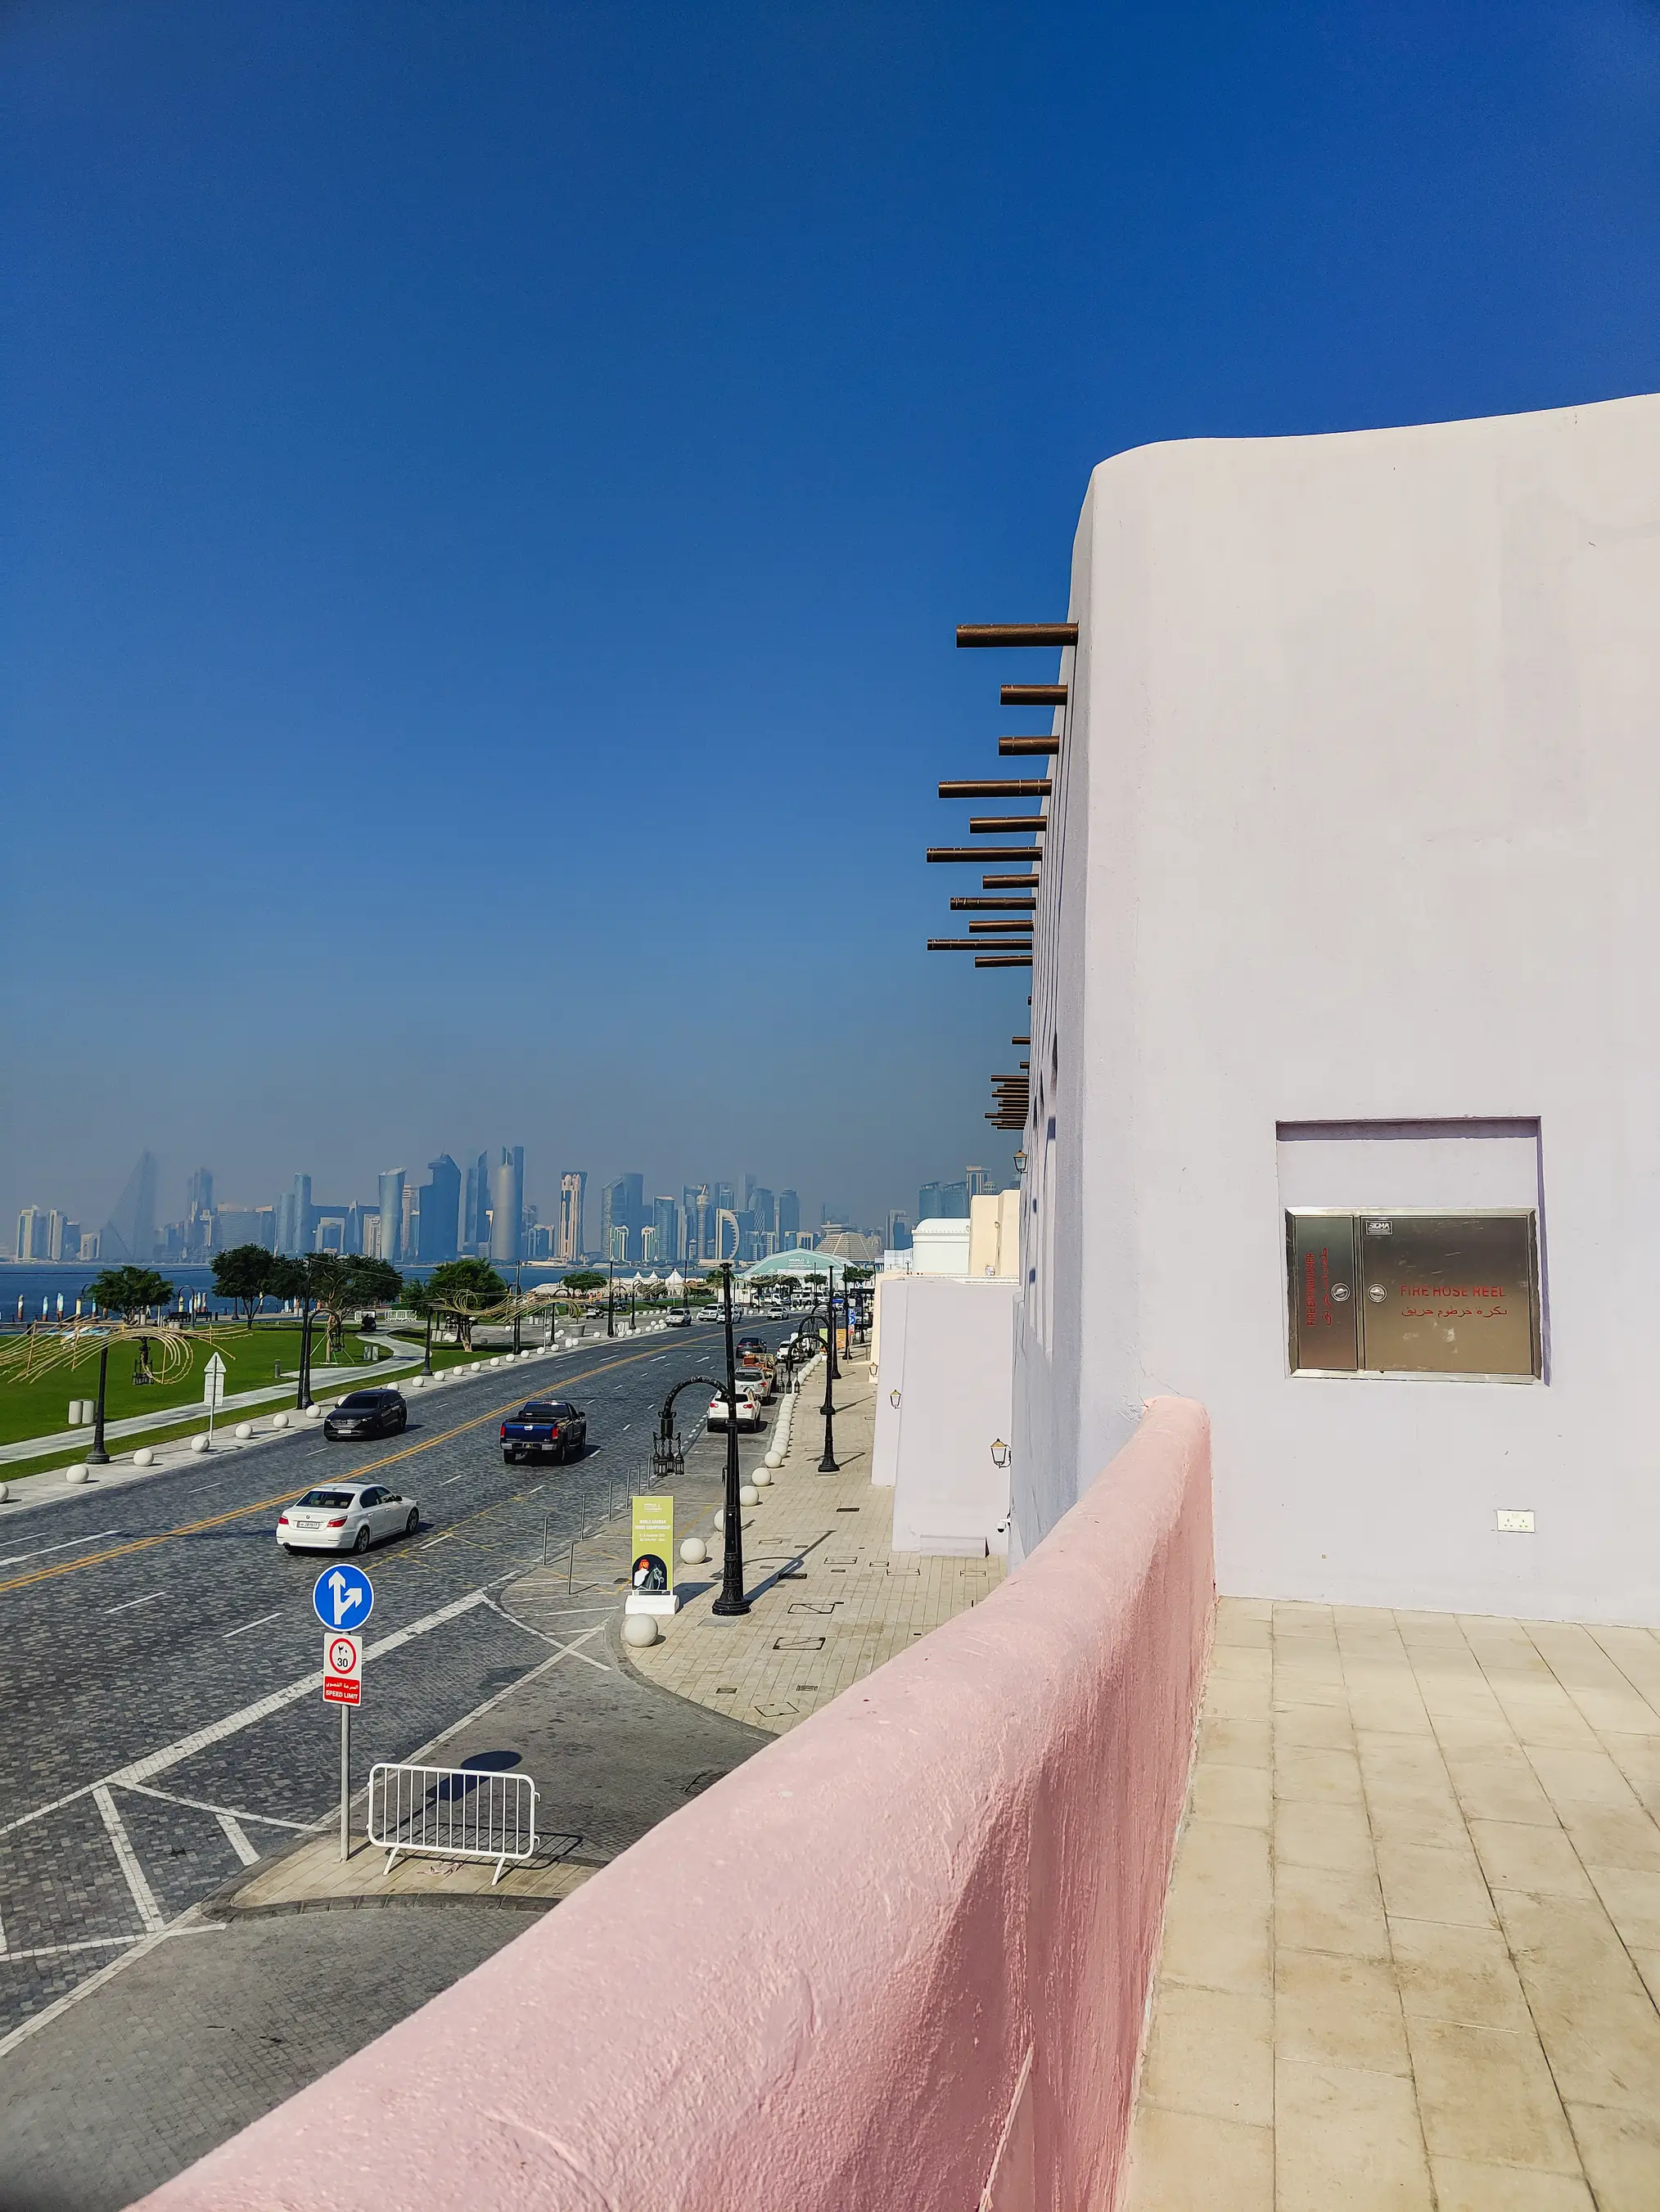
[{"x1": 0, "y1": 1315, "x2": 792, "y2": 2045}]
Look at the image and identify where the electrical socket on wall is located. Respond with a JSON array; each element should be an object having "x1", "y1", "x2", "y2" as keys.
[{"x1": 1495, "y1": 1509, "x2": 1536, "y2": 1534}]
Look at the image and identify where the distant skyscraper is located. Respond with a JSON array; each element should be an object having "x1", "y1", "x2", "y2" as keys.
[
  {"x1": 186, "y1": 1168, "x2": 214, "y2": 1217},
  {"x1": 419, "y1": 1156, "x2": 461, "y2": 1263},
  {"x1": 750, "y1": 1187, "x2": 776, "y2": 1240},
  {"x1": 715, "y1": 1181, "x2": 735, "y2": 1216},
  {"x1": 557, "y1": 1172, "x2": 587, "y2": 1264},
  {"x1": 965, "y1": 1165, "x2": 991, "y2": 1198},
  {"x1": 377, "y1": 1169, "x2": 405, "y2": 1265},
  {"x1": 102, "y1": 1151, "x2": 159, "y2": 1264},
  {"x1": 715, "y1": 1208, "x2": 740, "y2": 1264},
  {"x1": 16, "y1": 1207, "x2": 45, "y2": 1260},
  {"x1": 886, "y1": 1210, "x2": 912, "y2": 1252},
  {"x1": 652, "y1": 1195, "x2": 680, "y2": 1268},
  {"x1": 275, "y1": 1173, "x2": 313, "y2": 1257},
  {"x1": 940, "y1": 1181, "x2": 969, "y2": 1219},
  {"x1": 463, "y1": 1151, "x2": 490, "y2": 1253},
  {"x1": 778, "y1": 1189, "x2": 800, "y2": 1241},
  {"x1": 45, "y1": 1209, "x2": 67, "y2": 1261},
  {"x1": 607, "y1": 1223, "x2": 629, "y2": 1263},
  {"x1": 600, "y1": 1174, "x2": 644, "y2": 1264},
  {"x1": 489, "y1": 1147, "x2": 524, "y2": 1264}
]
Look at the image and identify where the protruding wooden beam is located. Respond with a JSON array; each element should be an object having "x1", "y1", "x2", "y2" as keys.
[
  {"x1": 949, "y1": 897, "x2": 1035, "y2": 910},
  {"x1": 938, "y1": 778, "x2": 1052, "y2": 800},
  {"x1": 975, "y1": 953, "x2": 1033, "y2": 968},
  {"x1": 971, "y1": 816, "x2": 1047, "y2": 834},
  {"x1": 957, "y1": 624, "x2": 1077, "y2": 648},
  {"x1": 969, "y1": 920, "x2": 1035, "y2": 935},
  {"x1": 927, "y1": 847, "x2": 1042, "y2": 863},
  {"x1": 983, "y1": 873, "x2": 1040, "y2": 889},
  {"x1": 1012, "y1": 1035, "x2": 1031, "y2": 1044},
  {"x1": 999, "y1": 737, "x2": 1060, "y2": 756},
  {"x1": 1001, "y1": 684, "x2": 1066, "y2": 706}
]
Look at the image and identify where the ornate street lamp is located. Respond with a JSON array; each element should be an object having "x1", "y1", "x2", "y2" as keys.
[{"x1": 710, "y1": 1263, "x2": 751, "y2": 1616}]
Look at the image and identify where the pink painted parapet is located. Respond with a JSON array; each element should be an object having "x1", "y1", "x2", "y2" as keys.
[{"x1": 138, "y1": 1397, "x2": 1214, "y2": 2212}]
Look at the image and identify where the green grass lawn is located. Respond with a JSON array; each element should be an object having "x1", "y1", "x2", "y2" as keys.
[{"x1": 0, "y1": 1325, "x2": 401, "y2": 1450}]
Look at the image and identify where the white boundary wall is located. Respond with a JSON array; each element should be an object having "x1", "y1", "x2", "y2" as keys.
[{"x1": 1015, "y1": 393, "x2": 1660, "y2": 1624}]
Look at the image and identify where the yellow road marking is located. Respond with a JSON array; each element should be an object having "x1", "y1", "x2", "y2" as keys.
[{"x1": 0, "y1": 1342, "x2": 670, "y2": 1599}]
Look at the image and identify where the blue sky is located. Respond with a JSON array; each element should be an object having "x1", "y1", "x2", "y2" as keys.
[{"x1": 5, "y1": 0, "x2": 1659, "y2": 1237}]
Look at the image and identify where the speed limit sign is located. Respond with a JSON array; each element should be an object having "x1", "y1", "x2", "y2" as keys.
[{"x1": 323, "y1": 1632, "x2": 363, "y2": 1706}]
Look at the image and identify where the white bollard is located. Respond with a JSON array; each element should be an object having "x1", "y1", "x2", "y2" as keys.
[
  {"x1": 234, "y1": 1421, "x2": 253, "y2": 1439},
  {"x1": 191, "y1": 1434, "x2": 211, "y2": 1453},
  {"x1": 679, "y1": 1535, "x2": 707, "y2": 1565},
  {"x1": 738, "y1": 1483, "x2": 760, "y2": 1507},
  {"x1": 65, "y1": 1465, "x2": 89, "y2": 1484},
  {"x1": 272, "y1": 1411, "x2": 289, "y2": 1428},
  {"x1": 622, "y1": 1613, "x2": 659, "y2": 1649},
  {"x1": 0, "y1": 1480, "x2": 10, "y2": 1502},
  {"x1": 755, "y1": 1466, "x2": 774, "y2": 1485},
  {"x1": 304, "y1": 1403, "x2": 323, "y2": 1421},
  {"x1": 133, "y1": 1448, "x2": 156, "y2": 1467}
]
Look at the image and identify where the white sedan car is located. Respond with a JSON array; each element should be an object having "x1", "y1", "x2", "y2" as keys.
[
  {"x1": 277, "y1": 1480, "x2": 421, "y2": 1554},
  {"x1": 706, "y1": 1392, "x2": 764, "y2": 1433}
]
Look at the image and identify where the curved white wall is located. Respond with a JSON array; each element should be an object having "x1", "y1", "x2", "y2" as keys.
[{"x1": 1016, "y1": 392, "x2": 1660, "y2": 1623}]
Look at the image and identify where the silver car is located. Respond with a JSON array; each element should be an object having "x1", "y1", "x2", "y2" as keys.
[{"x1": 277, "y1": 1480, "x2": 420, "y2": 1554}]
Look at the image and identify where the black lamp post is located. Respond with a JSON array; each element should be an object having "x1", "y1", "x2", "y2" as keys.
[
  {"x1": 826, "y1": 1262, "x2": 841, "y2": 1381},
  {"x1": 512, "y1": 1262, "x2": 523, "y2": 1356},
  {"x1": 710, "y1": 1264, "x2": 750, "y2": 1616},
  {"x1": 607, "y1": 1253, "x2": 616, "y2": 1339},
  {"x1": 295, "y1": 1262, "x2": 316, "y2": 1412},
  {"x1": 85, "y1": 1337, "x2": 111, "y2": 1466},
  {"x1": 819, "y1": 1272, "x2": 839, "y2": 1473},
  {"x1": 422, "y1": 1308, "x2": 434, "y2": 1377}
]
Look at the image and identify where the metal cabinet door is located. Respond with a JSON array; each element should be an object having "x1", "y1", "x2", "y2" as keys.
[
  {"x1": 1357, "y1": 1214, "x2": 1539, "y2": 1377},
  {"x1": 1287, "y1": 1212, "x2": 1360, "y2": 1372}
]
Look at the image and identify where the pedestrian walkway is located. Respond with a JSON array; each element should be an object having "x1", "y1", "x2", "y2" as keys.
[
  {"x1": 627, "y1": 1352, "x2": 1004, "y2": 1734},
  {"x1": 1126, "y1": 1597, "x2": 1660, "y2": 2212}
]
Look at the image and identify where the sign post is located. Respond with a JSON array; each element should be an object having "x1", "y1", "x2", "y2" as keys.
[
  {"x1": 202, "y1": 1351, "x2": 228, "y2": 1444},
  {"x1": 314, "y1": 1568, "x2": 372, "y2": 1861}
]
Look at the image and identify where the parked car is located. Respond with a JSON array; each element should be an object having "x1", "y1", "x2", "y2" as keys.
[
  {"x1": 707, "y1": 1391, "x2": 763, "y2": 1433},
  {"x1": 500, "y1": 1400, "x2": 589, "y2": 1466},
  {"x1": 662, "y1": 1309, "x2": 691, "y2": 1327},
  {"x1": 733, "y1": 1371, "x2": 772, "y2": 1404},
  {"x1": 322, "y1": 1389, "x2": 407, "y2": 1441},
  {"x1": 277, "y1": 1480, "x2": 419, "y2": 1553}
]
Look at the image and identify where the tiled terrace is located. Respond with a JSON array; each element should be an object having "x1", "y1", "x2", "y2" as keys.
[{"x1": 1128, "y1": 1597, "x2": 1660, "y2": 2211}]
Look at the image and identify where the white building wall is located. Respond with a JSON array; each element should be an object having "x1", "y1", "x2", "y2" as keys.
[{"x1": 1015, "y1": 392, "x2": 1660, "y2": 1624}]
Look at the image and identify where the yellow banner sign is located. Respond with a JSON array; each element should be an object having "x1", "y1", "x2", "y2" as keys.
[{"x1": 631, "y1": 1493, "x2": 674, "y2": 1595}]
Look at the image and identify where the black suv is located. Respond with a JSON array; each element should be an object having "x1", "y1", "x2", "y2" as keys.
[{"x1": 323, "y1": 1389, "x2": 408, "y2": 1442}]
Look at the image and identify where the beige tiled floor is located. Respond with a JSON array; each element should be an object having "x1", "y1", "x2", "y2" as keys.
[
  {"x1": 1128, "y1": 1599, "x2": 1660, "y2": 2211},
  {"x1": 628, "y1": 1355, "x2": 1003, "y2": 1732}
]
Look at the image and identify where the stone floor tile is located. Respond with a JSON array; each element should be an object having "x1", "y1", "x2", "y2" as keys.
[
  {"x1": 1468, "y1": 1818, "x2": 1595, "y2": 1899},
  {"x1": 1160, "y1": 1823, "x2": 1272, "y2": 1997},
  {"x1": 1197, "y1": 1714, "x2": 1270, "y2": 1768},
  {"x1": 1374, "y1": 1841, "x2": 1497, "y2": 1928},
  {"x1": 1443, "y1": 1746, "x2": 1559, "y2": 1827},
  {"x1": 1213, "y1": 1602, "x2": 1270, "y2": 1649},
  {"x1": 1274, "y1": 1796, "x2": 1377, "y2": 1874},
  {"x1": 1491, "y1": 1885, "x2": 1644, "y2": 1994},
  {"x1": 1274, "y1": 1698, "x2": 1356, "y2": 1750},
  {"x1": 1140, "y1": 1983, "x2": 1272, "y2": 2125},
  {"x1": 1525, "y1": 1984, "x2": 1660, "y2": 2113},
  {"x1": 1581, "y1": 1865, "x2": 1660, "y2": 1953},
  {"x1": 1525, "y1": 1744, "x2": 1643, "y2": 1813},
  {"x1": 1210, "y1": 1643, "x2": 1270, "y2": 1684},
  {"x1": 1405, "y1": 2018, "x2": 1580, "y2": 2174},
  {"x1": 1554, "y1": 1802, "x2": 1660, "y2": 1872},
  {"x1": 1189, "y1": 1762, "x2": 1270, "y2": 1829},
  {"x1": 1202, "y1": 1671, "x2": 1270, "y2": 1723},
  {"x1": 1428, "y1": 2157, "x2": 1593, "y2": 2210},
  {"x1": 1272, "y1": 1600, "x2": 1336, "y2": 1634},
  {"x1": 1274, "y1": 2057, "x2": 1433, "y2": 2212},
  {"x1": 1631, "y1": 1949, "x2": 1660, "y2": 2009},
  {"x1": 1274, "y1": 1744, "x2": 1365, "y2": 1805},
  {"x1": 1124, "y1": 2103, "x2": 1274, "y2": 2212},
  {"x1": 1600, "y1": 1731, "x2": 1660, "y2": 1810},
  {"x1": 1389, "y1": 1917, "x2": 1533, "y2": 2030},
  {"x1": 1272, "y1": 1666, "x2": 1349, "y2": 1705},
  {"x1": 1274, "y1": 1947, "x2": 1410, "y2": 2077},
  {"x1": 1275, "y1": 1861, "x2": 1392, "y2": 1959},
  {"x1": 1563, "y1": 2102, "x2": 1660, "y2": 2212}
]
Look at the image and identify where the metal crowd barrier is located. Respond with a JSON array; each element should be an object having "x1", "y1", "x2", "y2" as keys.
[{"x1": 368, "y1": 1761, "x2": 539, "y2": 1885}]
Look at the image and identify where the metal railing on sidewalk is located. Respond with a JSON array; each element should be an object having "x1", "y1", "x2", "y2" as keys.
[{"x1": 368, "y1": 1761, "x2": 539, "y2": 1885}]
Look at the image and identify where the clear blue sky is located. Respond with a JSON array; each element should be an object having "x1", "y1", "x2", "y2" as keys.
[{"x1": 5, "y1": 0, "x2": 1659, "y2": 1237}]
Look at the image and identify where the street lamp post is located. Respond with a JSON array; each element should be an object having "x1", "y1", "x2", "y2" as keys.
[
  {"x1": 826, "y1": 1262, "x2": 841, "y2": 1381},
  {"x1": 512, "y1": 1262, "x2": 523, "y2": 1356},
  {"x1": 710, "y1": 1264, "x2": 750, "y2": 1616},
  {"x1": 296, "y1": 1270, "x2": 315, "y2": 1412},
  {"x1": 422, "y1": 1308, "x2": 434, "y2": 1377},
  {"x1": 819, "y1": 1274, "x2": 839, "y2": 1473},
  {"x1": 85, "y1": 1338, "x2": 111, "y2": 1466},
  {"x1": 607, "y1": 1254, "x2": 616, "y2": 1339}
]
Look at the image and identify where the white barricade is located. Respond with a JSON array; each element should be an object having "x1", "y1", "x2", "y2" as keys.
[{"x1": 368, "y1": 1761, "x2": 539, "y2": 1885}]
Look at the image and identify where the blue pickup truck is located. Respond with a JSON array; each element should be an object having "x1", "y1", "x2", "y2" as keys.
[{"x1": 500, "y1": 1399, "x2": 589, "y2": 1466}]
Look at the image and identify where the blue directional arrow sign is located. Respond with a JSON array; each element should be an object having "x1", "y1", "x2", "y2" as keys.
[{"x1": 312, "y1": 1562, "x2": 374, "y2": 1632}]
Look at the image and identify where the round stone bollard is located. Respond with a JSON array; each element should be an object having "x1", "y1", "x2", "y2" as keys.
[
  {"x1": 191, "y1": 1434, "x2": 211, "y2": 1454},
  {"x1": 764, "y1": 1449, "x2": 784, "y2": 1471},
  {"x1": 271, "y1": 1411, "x2": 289, "y2": 1428},
  {"x1": 621, "y1": 1612, "x2": 659, "y2": 1649},
  {"x1": 304, "y1": 1404, "x2": 323, "y2": 1421},
  {"x1": 133, "y1": 1448, "x2": 156, "y2": 1467},
  {"x1": 738, "y1": 1482, "x2": 760, "y2": 1507},
  {"x1": 234, "y1": 1421, "x2": 253, "y2": 1439},
  {"x1": 754, "y1": 1466, "x2": 773, "y2": 1486},
  {"x1": 0, "y1": 1480, "x2": 10, "y2": 1501},
  {"x1": 65, "y1": 1465, "x2": 88, "y2": 1484},
  {"x1": 679, "y1": 1535, "x2": 707, "y2": 1565}
]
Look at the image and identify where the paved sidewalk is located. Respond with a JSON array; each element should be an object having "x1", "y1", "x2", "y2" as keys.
[
  {"x1": 628, "y1": 1353, "x2": 1004, "y2": 1734},
  {"x1": 1127, "y1": 1597, "x2": 1660, "y2": 2212}
]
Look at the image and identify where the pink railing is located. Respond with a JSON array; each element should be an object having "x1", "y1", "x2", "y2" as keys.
[{"x1": 138, "y1": 1396, "x2": 1214, "y2": 2212}]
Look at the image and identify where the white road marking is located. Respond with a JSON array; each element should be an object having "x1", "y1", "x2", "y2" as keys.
[
  {"x1": 440, "y1": 1472, "x2": 467, "y2": 1485},
  {"x1": 120, "y1": 1782, "x2": 309, "y2": 1831},
  {"x1": 0, "y1": 1915, "x2": 223, "y2": 2061},
  {"x1": 103, "y1": 1590, "x2": 167, "y2": 1615},
  {"x1": 222, "y1": 1610, "x2": 282, "y2": 1639},
  {"x1": 419, "y1": 1534, "x2": 453, "y2": 1549},
  {"x1": 216, "y1": 1811, "x2": 259, "y2": 1866},
  {"x1": 92, "y1": 1786, "x2": 165, "y2": 1934},
  {"x1": 0, "y1": 1528, "x2": 120, "y2": 1568}
]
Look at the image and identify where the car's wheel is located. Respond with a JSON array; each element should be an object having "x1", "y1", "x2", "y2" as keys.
[
  {"x1": 354, "y1": 1525, "x2": 371, "y2": 1554},
  {"x1": 280, "y1": 1543, "x2": 293, "y2": 1554},
  {"x1": 397, "y1": 1413, "x2": 408, "y2": 1431},
  {"x1": 501, "y1": 1453, "x2": 513, "y2": 1466},
  {"x1": 404, "y1": 1508, "x2": 418, "y2": 1535}
]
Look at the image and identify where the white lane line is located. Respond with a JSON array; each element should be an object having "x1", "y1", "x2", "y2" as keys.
[
  {"x1": 2, "y1": 1934, "x2": 139, "y2": 1961},
  {"x1": 216, "y1": 1811, "x2": 259, "y2": 1866},
  {"x1": 92, "y1": 1785, "x2": 165, "y2": 1934},
  {"x1": 0, "y1": 1914, "x2": 222, "y2": 2062},
  {"x1": 103, "y1": 1591, "x2": 166, "y2": 1615},
  {"x1": 419, "y1": 1534, "x2": 453, "y2": 1549},
  {"x1": 120, "y1": 1782, "x2": 309, "y2": 1831},
  {"x1": 222, "y1": 1610, "x2": 282, "y2": 1640},
  {"x1": 439, "y1": 1473, "x2": 467, "y2": 1485},
  {"x1": 108, "y1": 1587, "x2": 487, "y2": 1791},
  {"x1": 477, "y1": 1596, "x2": 609, "y2": 1669},
  {"x1": 0, "y1": 1528, "x2": 120, "y2": 1568}
]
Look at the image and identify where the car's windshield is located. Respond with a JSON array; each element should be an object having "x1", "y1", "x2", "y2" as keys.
[
  {"x1": 296, "y1": 1490, "x2": 358, "y2": 1509},
  {"x1": 339, "y1": 1394, "x2": 381, "y2": 1408}
]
